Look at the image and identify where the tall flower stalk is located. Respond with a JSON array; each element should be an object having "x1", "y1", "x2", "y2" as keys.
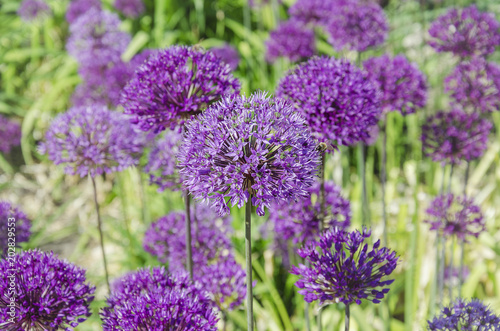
[{"x1": 91, "y1": 176, "x2": 110, "y2": 291}]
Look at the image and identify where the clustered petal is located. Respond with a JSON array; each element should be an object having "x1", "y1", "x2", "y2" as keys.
[
  {"x1": 210, "y1": 44, "x2": 240, "y2": 71},
  {"x1": 17, "y1": 0, "x2": 51, "y2": 22},
  {"x1": 0, "y1": 115, "x2": 22, "y2": 154},
  {"x1": 113, "y1": 0, "x2": 144, "y2": 19},
  {"x1": 265, "y1": 20, "x2": 316, "y2": 63},
  {"x1": 65, "y1": 0, "x2": 101, "y2": 24},
  {"x1": 0, "y1": 201, "x2": 31, "y2": 255},
  {"x1": 288, "y1": 0, "x2": 336, "y2": 26}
]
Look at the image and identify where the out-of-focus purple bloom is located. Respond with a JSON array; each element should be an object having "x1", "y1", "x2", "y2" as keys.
[
  {"x1": 0, "y1": 249, "x2": 95, "y2": 330},
  {"x1": 427, "y1": 298, "x2": 500, "y2": 330},
  {"x1": 178, "y1": 92, "x2": 321, "y2": 216},
  {"x1": 428, "y1": 5, "x2": 500, "y2": 58},
  {"x1": 425, "y1": 194, "x2": 485, "y2": 242},
  {"x1": 276, "y1": 56, "x2": 381, "y2": 148},
  {"x1": 101, "y1": 267, "x2": 219, "y2": 330},
  {"x1": 0, "y1": 115, "x2": 22, "y2": 154},
  {"x1": 363, "y1": 54, "x2": 428, "y2": 115},
  {"x1": 210, "y1": 44, "x2": 240, "y2": 71},
  {"x1": 265, "y1": 20, "x2": 316, "y2": 63},
  {"x1": 0, "y1": 201, "x2": 31, "y2": 255},
  {"x1": 288, "y1": 0, "x2": 336, "y2": 26},
  {"x1": 40, "y1": 105, "x2": 145, "y2": 177},
  {"x1": 291, "y1": 227, "x2": 398, "y2": 306},
  {"x1": 66, "y1": 0, "x2": 101, "y2": 24},
  {"x1": 421, "y1": 109, "x2": 492, "y2": 165},
  {"x1": 121, "y1": 46, "x2": 240, "y2": 133},
  {"x1": 17, "y1": 0, "x2": 51, "y2": 22},
  {"x1": 445, "y1": 58, "x2": 500, "y2": 113},
  {"x1": 113, "y1": 0, "x2": 144, "y2": 18},
  {"x1": 444, "y1": 266, "x2": 469, "y2": 287},
  {"x1": 363, "y1": 124, "x2": 379, "y2": 146}
]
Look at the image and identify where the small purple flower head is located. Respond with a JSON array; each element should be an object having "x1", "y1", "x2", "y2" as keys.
[
  {"x1": 428, "y1": 5, "x2": 500, "y2": 58},
  {"x1": 445, "y1": 58, "x2": 500, "y2": 114},
  {"x1": 265, "y1": 20, "x2": 316, "y2": 63},
  {"x1": 425, "y1": 194, "x2": 485, "y2": 242},
  {"x1": 101, "y1": 267, "x2": 219, "y2": 330},
  {"x1": 17, "y1": 0, "x2": 51, "y2": 22},
  {"x1": 428, "y1": 298, "x2": 500, "y2": 330},
  {"x1": 113, "y1": 0, "x2": 144, "y2": 18},
  {"x1": 288, "y1": 0, "x2": 336, "y2": 26},
  {"x1": 66, "y1": 0, "x2": 101, "y2": 25},
  {"x1": 40, "y1": 105, "x2": 145, "y2": 177},
  {"x1": 276, "y1": 56, "x2": 381, "y2": 148},
  {"x1": 209, "y1": 44, "x2": 240, "y2": 71},
  {"x1": 421, "y1": 109, "x2": 492, "y2": 165},
  {"x1": 0, "y1": 115, "x2": 22, "y2": 154},
  {"x1": 121, "y1": 46, "x2": 240, "y2": 133},
  {"x1": 363, "y1": 54, "x2": 428, "y2": 115},
  {"x1": 178, "y1": 92, "x2": 321, "y2": 216},
  {"x1": 291, "y1": 227, "x2": 399, "y2": 306},
  {"x1": 363, "y1": 124, "x2": 379, "y2": 146},
  {"x1": 0, "y1": 201, "x2": 31, "y2": 255},
  {"x1": 444, "y1": 266, "x2": 469, "y2": 288},
  {"x1": 0, "y1": 249, "x2": 95, "y2": 330},
  {"x1": 326, "y1": 1, "x2": 388, "y2": 52}
]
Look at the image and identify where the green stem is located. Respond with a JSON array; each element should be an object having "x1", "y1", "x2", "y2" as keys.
[
  {"x1": 438, "y1": 234, "x2": 445, "y2": 309},
  {"x1": 245, "y1": 198, "x2": 254, "y2": 331},
  {"x1": 317, "y1": 306, "x2": 322, "y2": 331},
  {"x1": 345, "y1": 305, "x2": 350, "y2": 331},
  {"x1": 449, "y1": 236, "x2": 455, "y2": 302},
  {"x1": 381, "y1": 123, "x2": 388, "y2": 246},
  {"x1": 320, "y1": 149, "x2": 326, "y2": 231},
  {"x1": 360, "y1": 143, "x2": 370, "y2": 226},
  {"x1": 91, "y1": 176, "x2": 110, "y2": 293},
  {"x1": 185, "y1": 191, "x2": 193, "y2": 279}
]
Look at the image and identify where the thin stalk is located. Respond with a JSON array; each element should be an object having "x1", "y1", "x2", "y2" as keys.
[
  {"x1": 305, "y1": 301, "x2": 311, "y2": 331},
  {"x1": 459, "y1": 162, "x2": 469, "y2": 295},
  {"x1": 317, "y1": 306, "x2": 322, "y2": 331},
  {"x1": 91, "y1": 176, "x2": 110, "y2": 293},
  {"x1": 447, "y1": 164, "x2": 454, "y2": 194},
  {"x1": 320, "y1": 149, "x2": 326, "y2": 231},
  {"x1": 360, "y1": 143, "x2": 370, "y2": 226},
  {"x1": 381, "y1": 123, "x2": 388, "y2": 246},
  {"x1": 245, "y1": 198, "x2": 254, "y2": 331},
  {"x1": 137, "y1": 166, "x2": 149, "y2": 225},
  {"x1": 438, "y1": 234, "x2": 445, "y2": 309},
  {"x1": 449, "y1": 236, "x2": 455, "y2": 301},
  {"x1": 185, "y1": 191, "x2": 193, "y2": 279},
  {"x1": 345, "y1": 304, "x2": 350, "y2": 331}
]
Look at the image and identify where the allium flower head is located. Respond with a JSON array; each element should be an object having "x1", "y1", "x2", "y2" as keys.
[
  {"x1": 265, "y1": 20, "x2": 316, "y2": 63},
  {"x1": 421, "y1": 109, "x2": 492, "y2": 165},
  {"x1": 178, "y1": 92, "x2": 321, "y2": 216},
  {"x1": 276, "y1": 56, "x2": 381, "y2": 148},
  {"x1": 0, "y1": 249, "x2": 95, "y2": 330},
  {"x1": 121, "y1": 46, "x2": 240, "y2": 132},
  {"x1": 444, "y1": 266, "x2": 470, "y2": 288},
  {"x1": 113, "y1": 0, "x2": 144, "y2": 18},
  {"x1": 288, "y1": 0, "x2": 336, "y2": 26},
  {"x1": 428, "y1": 5, "x2": 500, "y2": 58},
  {"x1": 210, "y1": 44, "x2": 240, "y2": 71},
  {"x1": 0, "y1": 201, "x2": 31, "y2": 255},
  {"x1": 0, "y1": 115, "x2": 22, "y2": 154},
  {"x1": 425, "y1": 194, "x2": 485, "y2": 242},
  {"x1": 40, "y1": 105, "x2": 145, "y2": 177},
  {"x1": 428, "y1": 298, "x2": 500, "y2": 330},
  {"x1": 363, "y1": 124, "x2": 379, "y2": 146},
  {"x1": 363, "y1": 54, "x2": 428, "y2": 115},
  {"x1": 66, "y1": 0, "x2": 101, "y2": 24},
  {"x1": 18, "y1": 0, "x2": 51, "y2": 22},
  {"x1": 291, "y1": 227, "x2": 398, "y2": 305}
]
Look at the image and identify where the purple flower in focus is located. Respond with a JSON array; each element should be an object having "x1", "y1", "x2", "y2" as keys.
[
  {"x1": 66, "y1": 0, "x2": 101, "y2": 24},
  {"x1": 0, "y1": 201, "x2": 31, "y2": 255},
  {"x1": 17, "y1": 0, "x2": 51, "y2": 22},
  {"x1": 210, "y1": 44, "x2": 240, "y2": 71},
  {"x1": 363, "y1": 54, "x2": 428, "y2": 115},
  {"x1": 428, "y1": 5, "x2": 500, "y2": 58},
  {"x1": 421, "y1": 109, "x2": 492, "y2": 165},
  {"x1": 276, "y1": 56, "x2": 381, "y2": 148},
  {"x1": 291, "y1": 227, "x2": 399, "y2": 306},
  {"x1": 113, "y1": 0, "x2": 144, "y2": 18},
  {"x1": 178, "y1": 92, "x2": 321, "y2": 216},
  {"x1": 0, "y1": 115, "x2": 21, "y2": 154},
  {"x1": 288, "y1": 0, "x2": 336, "y2": 26},
  {"x1": 0, "y1": 249, "x2": 95, "y2": 330},
  {"x1": 265, "y1": 20, "x2": 316, "y2": 63},
  {"x1": 425, "y1": 194, "x2": 485, "y2": 242}
]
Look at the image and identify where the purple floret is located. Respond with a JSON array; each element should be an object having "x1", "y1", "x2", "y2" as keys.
[
  {"x1": 0, "y1": 115, "x2": 22, "y2": 154},
  {"x1": 17, "y1": 0, "x2": 51, "y2": 22},
  {"x1": 113, "y1": 0, "x2": 144, "y2": 18},
  {"x1": 288, "y1": 0, "x2": 337, "y2": 27},
  {"x1": 0, "y1": 201, "x2": 31, "y2": 255},
  {"x1": 210, "y1": 44, "x2": 240, "y2": 71},
  {"x1": 265, "y1": 20, "x2": 316, "y2": 63},
  {"x1": 66, "y1": 0, "x2": 101, "y2": 24}
]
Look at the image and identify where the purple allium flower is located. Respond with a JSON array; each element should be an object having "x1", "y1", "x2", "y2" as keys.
[
  {"x1": 363, "y1": 54, "x2": 428, "y2": 115},
  {"x1": 178, "y1": 92, "x2": 321, "y2": 216},
  {"x1": 445, "y1": 58, "x2": 500, "y2": 113},
  {"x1": 425, "y1": 194, "x2": 485, "y2": 242},
  {"x1": 17, "y1": 0, "x2": 51, "y2": 22},
  {"x1": 427, "y1": 298, "x2": 500, "y2": 330},
  {"x1": 265, "y1": 20, "x2": 316, "y2": 63},
  {"x1": 363, "y1": 124, "x2": 379, "y2": 146},
  {"x1": 101, "y1": 267, "x2": 219, "y2": 330},
  {"x1": 0, "y1": 115, "x2": 22, "y2": 154},
  {"x1": 0, "y1": 249, "x2": 95, "y2": 330},
  {"x1": 428, "y1": 5, "x2": 500, "y2": 58},
  {"x1": 288, "y1": 0, "x2": 336, "y2": 26},
  {"x1": 121, "y1": 46, "x2": 240, "y2": 133},
  {"x1": 421, "y1": 109, "x2": 492, "y2": 165},
  {"x1": 66, "y1": 0, "x2": 101, "y2": 24},
  {"x1": 276, "y1": 56, "x2": 381, "y2": 148},
  {"x1": 291, "y1": 227, "x2": 399, "y2": 305},
  {"x1": 40, "y1": 105, "x2": 145, "y2": 177},
  {"x1": 210, "y1": 44, "x2": 240, "y2": 71},
  {"x1": 113, "y1": 0, "x2": 144, "y2": 18},
  {"x1": 0, "y1": 201, "x2": 31, "y2": 255},
  {"x1": 444, "y1": 266, "x2": 470, "y2": 287},
  {"x1": 326, "y1": 1, "x2": 388, "y2": 52}
]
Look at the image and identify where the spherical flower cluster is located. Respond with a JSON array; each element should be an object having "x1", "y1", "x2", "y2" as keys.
[
  {"x1": 17, "y1": 0, "x2": 51, "y2": 22},
  {"x1": 428, "y1": 298, "x2": 500, "y2": 330},
  {"x1": 210, "y1": 44, "x2": 240, "y2": 71},
  {"x1": 421, "y1": 109, "x2": 492, "y2": 165},
  {"x1": 0, "y1": 201, "x2": 31, "y2": 255},
  {"x1": 101, "y1": 267, "x2": 219, "y2": 330},
  {"x1": 265, "y1": 20, "x2": 316, "y2": 63},
  {"x1": 66, "y1": 0, "x2": 101, "y2": 24},
  {"x1": 178, "y1": 92, "x2": 321, "y2": 216},
  {"x1": 276, "y1": 56, "x2": 381, "y2": 148},
  {"x1": 425, "y1": 194, "x2": 485, "y2": 242},
  {"x1": 428, "y1": 5, "x2": 500, "y2": 58},
  {"x1": 444, "y1": 58, "x2": 500, "y2": 113},
  {"x1": 121, "y1": 46, "x2": 240, "y2": 132},
  {"x1": 291, "y1": 227, "x2": 399, "y2": 306},
  {"x1": 113, "y1": 0, "x2": 144, "y2": 18},
  {"x1": 0, "y1": 250, "x2": 95, "y2": 330},
  {"x1": 326, "y1": 1, "x2": 388, "y2": 52},
  {"x1": 0, "y1": 115, "x2": 22, "y2": 154},
  {"x1": 288, "y1": 0, "x2": 335, "y2": 26},
  {"x1": 40, "y1": 105, "x2": 145, "y2": 177},
  {"x1": 363, "y1": 54, "x2": 428, "y2": 115}
]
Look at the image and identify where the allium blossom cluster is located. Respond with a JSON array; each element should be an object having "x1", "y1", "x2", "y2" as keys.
[
  {"x1": 66, "y1": 0, "x2": 101, "y2": 24},
  {"x1": 178, "y1": 92, "x2": 321, "y2": 216},
  {"x1": 0, "y1": 202, "x2": 31, "y2": 255},
  {"x1": 444, "y1": 266, "x2": 470, "y2": 287},
  {"x1": 276, "y1": 56, "x2": 381, "y2": 148},
  {"x1": 363, "y1": 54, "x2": 428, "y2": 115},
  {"x1": 40, "y1": 105, "x2": 145, "y2": 177},
  {"x1": 113, "y1": 0, "x2": 144, "y2": 18},
  {"x1": 288, "y1": 0, "x2": 335, "y2": 26},
  {"x1": 265, "y1": 20, "x2": 316, "y2": 63},
  {"x1": 210, "y1": 44, "x2": 240, "y2": 71},
  {"x1": 121, "y1": 46, "x2": 240, "y2": 132},
  {"x1": 0, "y1": 115, "x2": 22, "y2": 154},
  {"x1": 428, "y1": 5, "x2": 500, "y2": 58},
  {"x1": 291, "y1": 227, "x2": 398, "y2": 306},
  {"x1": 17, "y1": 0, "x2": 51, "y2": 22},
  {"x1": 0, "y1": 250, "x2": 95, "y2": 330},
  {"x1": 425, "y1": 194, "x2": 485, "y2": 242},
  {"x1": 421, "y1": 109, "x2": 492, "y2": 165}
]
